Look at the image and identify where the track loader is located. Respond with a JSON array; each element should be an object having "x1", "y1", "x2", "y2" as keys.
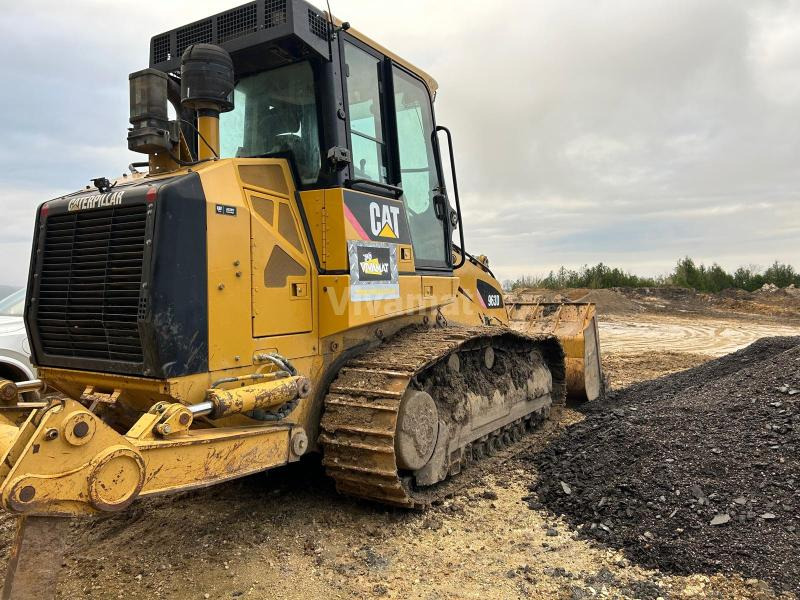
[{"x1": 0, "y1": 1, "x2": 602, "y2": 596}]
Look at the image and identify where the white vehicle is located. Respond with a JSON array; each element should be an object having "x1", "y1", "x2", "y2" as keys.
[{"x1": 0, "y1": 289, "x2": 35, "y2": 384}]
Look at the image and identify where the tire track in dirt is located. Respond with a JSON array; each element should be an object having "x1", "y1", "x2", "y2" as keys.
[{"x1": 599, "y1": 316, "x2": 800, "y2": 357}]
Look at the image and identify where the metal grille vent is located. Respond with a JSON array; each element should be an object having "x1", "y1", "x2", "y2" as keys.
[
  {"x1": 176, "y1": 19, "x2": 213, "y2": 58},
  {"x1": 218, "y1": 3, "x2": 258, "y2": 43},
  {"x1": 307, "y1": 8, "x2": 329, "y2": 41},
  {"x1": 152, "y1": 33, "x2": 171, "y2": 64},
  {"x1": 37, "y1": 205, "x2": 147, "y2": 364},
  {"x1": 265, "y1": 0, "x2": 288, "y2": 28}
]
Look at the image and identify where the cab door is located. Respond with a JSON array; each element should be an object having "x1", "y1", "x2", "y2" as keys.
[
  {"x1": 342, "y1": 39, "x2": 450, "y2": 272},
  {"x1": 390, "y1": 65, "x2": 449, "y2": 271}
]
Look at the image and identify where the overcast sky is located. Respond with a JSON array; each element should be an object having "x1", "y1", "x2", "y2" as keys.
[{"x1": 1, "y1": 0, "x2": 799, "y2": 285}]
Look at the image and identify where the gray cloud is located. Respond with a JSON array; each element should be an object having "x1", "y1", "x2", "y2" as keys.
[{"x1": 0, "y1": 0, "x2": 798, "y2": 286}]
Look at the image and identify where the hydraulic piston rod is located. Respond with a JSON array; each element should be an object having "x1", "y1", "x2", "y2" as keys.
[
  {"x1": 203, "y1": 375, "x2": 311, "y2": 419},
  {"x1": 0, "y1": 380, "x2": 44, "y2": 403}
]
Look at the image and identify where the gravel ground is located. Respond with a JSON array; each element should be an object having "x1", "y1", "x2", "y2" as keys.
[{"x1": 530, "y1": 336, "x2": 800, "y2": 595}]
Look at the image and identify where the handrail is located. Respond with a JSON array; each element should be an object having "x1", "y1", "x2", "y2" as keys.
[
  {"x1": 435, "y1": 125, "x2": 466, "y2": 269},
  {"x1": 345, "y1": 178, "x2": 404, "y2": 200}
]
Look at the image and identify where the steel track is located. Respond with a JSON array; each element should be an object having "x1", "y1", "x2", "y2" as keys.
[{"x1": 320, "y1": 324, "x2": 565, "y2": 507}]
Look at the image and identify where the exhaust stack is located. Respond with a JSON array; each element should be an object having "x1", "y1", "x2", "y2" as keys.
[{"x1": 180, "y1": 44, "x2": 235, "y2": 160}]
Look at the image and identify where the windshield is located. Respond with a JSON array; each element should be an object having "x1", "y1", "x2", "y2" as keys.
[
  {"x1": 220, "y1": 61, "x2": 322, "y2": 185},
  {"x1": 0, "y1": 288, "x2": 24, "y2": 317}
]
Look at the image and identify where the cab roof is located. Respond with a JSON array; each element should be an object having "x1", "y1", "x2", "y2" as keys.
[{"x1": 149, "y1": 0, "x2": 438, "y2": 95}]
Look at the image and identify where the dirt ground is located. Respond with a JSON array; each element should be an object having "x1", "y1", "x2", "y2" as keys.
[
  {"x1": 597, "y1": 314, "x2": 800, "y2": 388},
  {"x1": 3, "y1": 287, "x2": 800, "y2": 599}
]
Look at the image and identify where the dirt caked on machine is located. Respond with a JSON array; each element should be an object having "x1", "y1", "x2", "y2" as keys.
[{"x1": 0, "y1": 1, "x2": 602, "y2": 595}]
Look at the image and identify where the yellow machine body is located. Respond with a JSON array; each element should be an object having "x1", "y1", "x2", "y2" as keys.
[
  {"x1": 1, "y1": 157, "x2": 498, "y2": 516},
  {"x1": 1, "y1": 0, "x2": 601, "y2": 522}
]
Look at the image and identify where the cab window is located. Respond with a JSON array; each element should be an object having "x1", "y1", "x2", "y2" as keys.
[
  {"x1": 344, "y1": 43, "x2": 389, "y2": 183},
  {"x1": 220, "y1": 61, "x2": 322, "y2": 185},
  {"x1": 392, "y1": 67, "x2": 446, "y2": 266}
]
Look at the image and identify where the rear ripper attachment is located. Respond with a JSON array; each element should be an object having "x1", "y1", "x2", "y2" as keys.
[
  {"x1": 0, "y1": 369, "x2": 310, "y2": 599},
  {"x1": 320, "y1": 325, "x2": 565, "y2": 507},
  {"x1": 0, "y1": 372, "x2": 310, "y2": 518}
]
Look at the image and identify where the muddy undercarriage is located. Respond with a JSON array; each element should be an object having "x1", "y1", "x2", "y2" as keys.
[{"x1": 320, "y1": 325, "x2": 565, "y2": 507}]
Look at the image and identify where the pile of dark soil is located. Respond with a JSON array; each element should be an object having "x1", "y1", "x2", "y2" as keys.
[{"x1": 528, "y1": 336, "x2": 800, "y2": 594}]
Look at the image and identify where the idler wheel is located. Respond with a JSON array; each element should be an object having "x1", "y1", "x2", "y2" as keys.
[
  {"x1": 395, "y1": 390, "x2": 438, "y2": 471},
  {"x1": 483, "y1": 347, "x2": 495, "y2": 369}
]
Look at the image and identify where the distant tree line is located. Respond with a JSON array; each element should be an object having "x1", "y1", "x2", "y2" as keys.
[{"x1": 503, "y1": 258, "x2": 800, "y2": 293}]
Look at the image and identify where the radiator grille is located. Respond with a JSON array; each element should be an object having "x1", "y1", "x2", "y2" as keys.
[
  {"x1": 37, "y1": 204, "x2": 147, "y2": 363},
  {"x1": 219, "y1": 3, "x2": 258, "y2": 43}
]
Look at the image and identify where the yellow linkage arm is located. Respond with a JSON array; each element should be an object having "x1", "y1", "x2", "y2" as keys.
[{"x1": 0, "y1": 381, "x2": 309, "y2": 517}]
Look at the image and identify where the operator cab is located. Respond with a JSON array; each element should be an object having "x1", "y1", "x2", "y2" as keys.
[{"x1": 148, "y1": 0, "x2": 459, "y2": 271}]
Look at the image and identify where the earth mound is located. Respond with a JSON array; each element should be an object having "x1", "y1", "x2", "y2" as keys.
[
  {"x1": 528, "y1": 336, "x2": 800, "y2": 594},
  {"x1": 507, "y1": 288, "x2": 644, "y2": 315},
  {"x1": 573, "y1": 289, "x2": 645, "y2": 315}
]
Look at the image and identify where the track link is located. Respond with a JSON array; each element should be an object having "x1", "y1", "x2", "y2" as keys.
[{"x1": 320, "y1": 324, "x2": 565, "y2": 507}]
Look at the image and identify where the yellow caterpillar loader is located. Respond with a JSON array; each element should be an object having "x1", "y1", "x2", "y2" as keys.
[{"x1": 0, "y1": 2, "x2": 602, "y2": 596}]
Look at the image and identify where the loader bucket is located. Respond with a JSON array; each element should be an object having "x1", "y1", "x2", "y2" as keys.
[{"x1": 507, "y1": 301, "x2": 604, "y2": 402}]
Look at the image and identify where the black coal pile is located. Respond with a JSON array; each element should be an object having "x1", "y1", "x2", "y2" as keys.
[{"x1": 529, "y1": 337, "x2": 800, "y2": 594}]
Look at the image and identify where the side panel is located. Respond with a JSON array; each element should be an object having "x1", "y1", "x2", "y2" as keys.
[
  {"x1": 318, "y1": 274, "x2": 439, "y2": 338},
  {"x1": 200, "y1": 159, "x2": 319, "y2": 378},
  {"x1": 300, "y1": 185, "x2": 458, "y2": 338},
  {"x1": 298, "y1": 188, "x2": 416, "y2": 274},
  {"x1": 200, "y1": 163, "x2": 254, "y2": 372},
  {"x1": 444, "y1": 254, "x2": 509, "y2": 327},
  {"x1": 143, "y1": 174, "x2": 210, "y2": 378},
  {"x1": 341, "y1": 190, "x2": 416, "y2": 274},
  {"x1": 421, "y1": 275, "x2": 459, "y2": 311}
]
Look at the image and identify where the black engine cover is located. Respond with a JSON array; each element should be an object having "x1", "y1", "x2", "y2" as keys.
[{"x1": 25, "y1": 173, "x2": 209, "y2": 379}]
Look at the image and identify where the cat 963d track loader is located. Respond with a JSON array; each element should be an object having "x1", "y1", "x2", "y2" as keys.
[{"x1": 0, "y1": 2, "x2": 603, "y2": 596}]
